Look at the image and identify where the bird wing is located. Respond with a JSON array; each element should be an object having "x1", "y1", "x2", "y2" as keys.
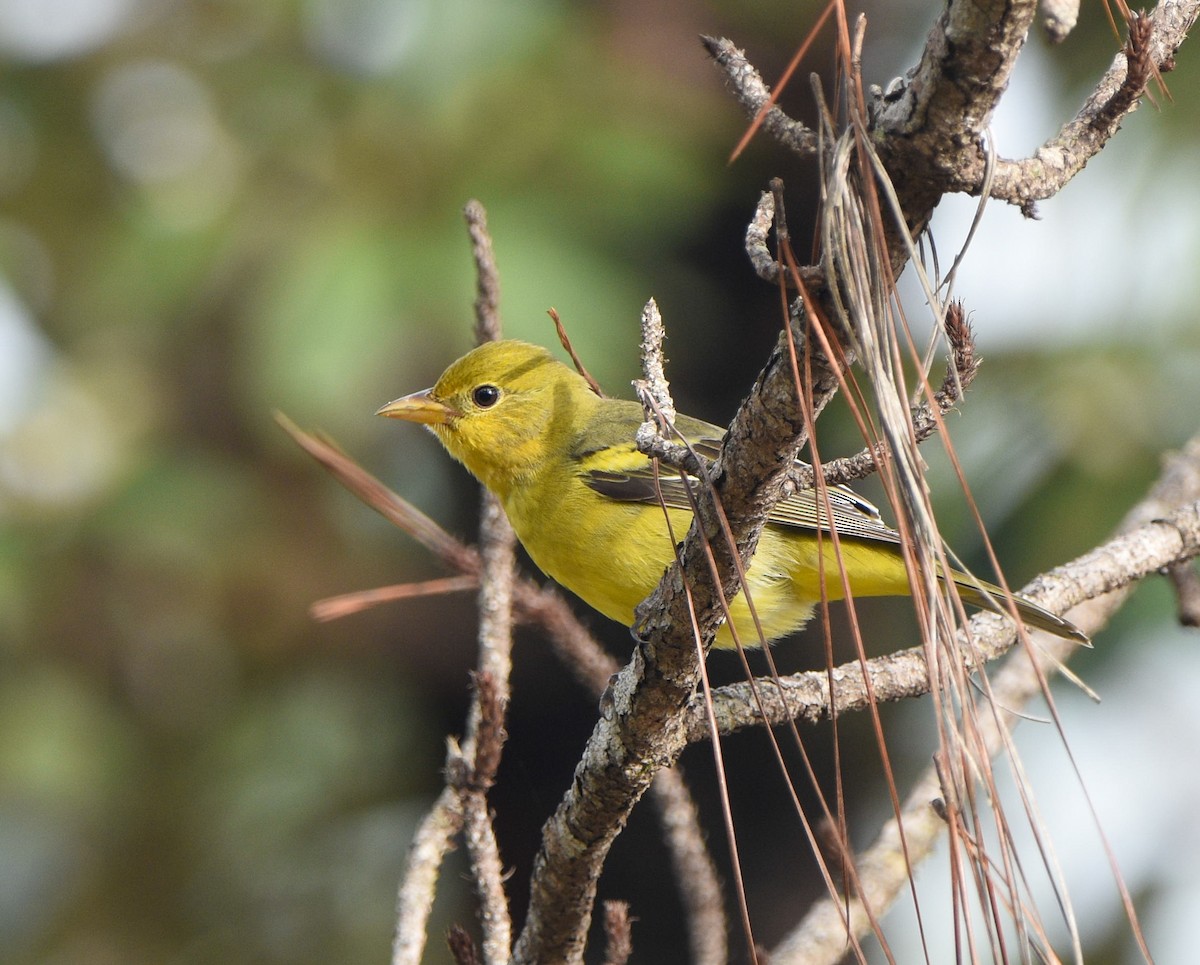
[{"x1": 579, "y1": 433, "x2": 902, "y2": 546}]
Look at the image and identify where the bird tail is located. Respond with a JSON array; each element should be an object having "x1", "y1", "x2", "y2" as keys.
[{"x1": 947, "y1": 574, "x2": 1088, "y2": 643}]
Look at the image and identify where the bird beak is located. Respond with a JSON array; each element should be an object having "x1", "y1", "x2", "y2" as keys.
[{"x1": 376, "y1": 389, "x2": 458, "y2": 425}]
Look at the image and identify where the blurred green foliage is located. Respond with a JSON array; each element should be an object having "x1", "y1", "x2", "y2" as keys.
[{"x1": 1, "y1": 1, "x2": 1197, "y2": 963}]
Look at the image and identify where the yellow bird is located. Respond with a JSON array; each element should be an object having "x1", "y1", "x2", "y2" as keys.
[{"x1": 378, "y1": 340, "x2": 1084, "y2": 648}]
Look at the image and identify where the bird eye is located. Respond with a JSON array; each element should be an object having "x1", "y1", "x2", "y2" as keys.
[{"x1": 472, "y1": 384, "x2": 500, "y2": 408}]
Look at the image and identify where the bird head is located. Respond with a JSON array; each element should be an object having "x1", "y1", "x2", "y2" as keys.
[{"x1": 378, "y1": 339, "x2": 597, "y2": 498}]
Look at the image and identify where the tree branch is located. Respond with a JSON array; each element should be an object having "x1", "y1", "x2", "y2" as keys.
[
  {"x1": 280, "y1": 415, "x2": 728, "y2": 962},
  {"x1": 871, "y1": 0, "x2": 1043, "y2": 248},
  {"x1": 700, "y1": 35, "x2": 819, "y2": 159},
  {"x1": 772, "y1": 433, "x2": 1200, "y2": 963},
  {"x1": 391, "y1": 787, "x2": 464, "y2": 965},
  {"x1": 512, "y1": 293, "x2": 849, "y2": 963},
  {"x1": 511, "y1": 3, "x2": 1200, "y2": 954},
  {"x1": 979, "y1": 2, "x2": 1198, "y2": 213},
  {"x1": 687, "y1": 483, "x2": 1200, "y2": 741}
]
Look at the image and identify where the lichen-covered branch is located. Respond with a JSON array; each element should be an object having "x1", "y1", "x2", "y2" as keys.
[
  {"x1": 700, "y1": 35, "x2": 819, "y2": 159},
  {"x1": 512, "y1": 293, "x2": 852, "y2": 965},
  {"x1": 771, "y1": 434, "x2": 1200, "y2": 964},
  {"x1": 687, "y1": 484, "x2": 1200, "y2": 742},
  {"x1": 391, "y1": 787, "x2": 463, "y2": 965},
  {"x1": 981, "y1": 2, "x2": 1198, "y2": 212},
  {"x1": 281, "y1": 416, "x2": 726, "y2": 963},
  {"x1": 868, "y1": 0, "x2": 1043, "y2": 251},
  {"x1": 511, "y1": 0, "x2": 1200, "y2": 955}
]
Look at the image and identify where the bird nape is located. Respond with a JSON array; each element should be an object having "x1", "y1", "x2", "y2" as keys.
[{"x1": 379, "y1": 339, "x2": 1086, "y2": 648}]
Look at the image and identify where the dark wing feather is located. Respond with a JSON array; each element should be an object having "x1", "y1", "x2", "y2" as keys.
[{"x1": 581, "y1": 442, "x2": 901, "y2": 546}]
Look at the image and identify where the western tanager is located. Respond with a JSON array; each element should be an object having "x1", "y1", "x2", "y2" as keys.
[{"x1": 379, "y1": 339, "x2": 1084, "y2": 648}]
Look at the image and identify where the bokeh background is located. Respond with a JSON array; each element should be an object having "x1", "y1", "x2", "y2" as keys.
[{"x1": 2, "y1": 1, "x2": 1198, "y2": 963}]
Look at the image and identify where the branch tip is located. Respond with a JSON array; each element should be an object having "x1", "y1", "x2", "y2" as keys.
[
  {"x1": 446, "y1": 924, "x2": 482, "y2": 965},
  {"x1": 464, "y1": 199, "x2": 502, "y2": 343},
  {"x1": 550, "y1": 307, "x2": 604, "y2": 396},
  {"x1": 602, "y1": 901, "x2": 634, "y2": 965}
]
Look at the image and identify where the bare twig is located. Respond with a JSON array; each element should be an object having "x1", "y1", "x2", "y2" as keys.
[
  {"x1": 700, "y1": 35, "x2": 819, "y2": 159},
  {"x1": 459, "y1": 204, "x2": 517, "y2": 964},
  {"x1": 311, "y1": 575, "x2": 478, "y2": 622},
  {"x1": 464, "y1": 199, "x2": 502, "y2": 342},
  {"x1": 635, "y1": 298, "x2": 675, "y2": 425},
  {"x1": 649, "y1": 768, "x2": 730, "y2": 965},
  {"x1": 472, "y1": 493, "x2": 516, "y2": 709},
  {"x1": 443, "y1": 679, "x2": 512, "y2": 962},
  {"x1": 633, "y1": 297, "x2": 696, "y2": 470},
  {"x1": 746, "y1": 191, "x2": 780, "y2": 282},
  {"x1": 743, "y1": 187, "x2": 825, "y2": 293},
  {"x1": 550, "y1": 308, "x2": 604, "y2": 396},
  {"x1": 770, "y1": 437, "x2": 1200, "y2": 964},
  {"x1": 977, "y1": 1, "x2": 1198, "y2": 211},
  {"x1": 457, "y1": 773, "x2": 511, "y2": 964},
  {"x1": 442, "y1": 735, "x2": 511, "y2": 960},
  {"x1": 511, "y1": 582, "x2": 620, "y2": 692},
  {"x1": 1166, "y1": 560, "x2": 1200, "y2": 627},
  {"x1": 602, "y1": 901, "x2": 634, "y2": 965},
  {"x1": 447, "y1": 924, "x2": 482, "y2": 965},
  {"x1": 392, "y1": 788, "x2": 464, "y2": 965},
  {"x1": 1041, "y1": 0, "x2": 1080, "y2": 43}
]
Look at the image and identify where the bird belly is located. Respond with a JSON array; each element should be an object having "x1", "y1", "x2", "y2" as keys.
[
  {"x1": 510, "y1": 488, "x2": 679, "y2": 632},
  {"x1": 504, "y1": 483, "x2": 912, "y2": 650}
]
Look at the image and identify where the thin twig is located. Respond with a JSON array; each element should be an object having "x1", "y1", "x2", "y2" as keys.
[
  {"x1": 977, "y1": 2, "x2": 1197, "y2": 211},
  {"x1": 310, "y1": 575, "x2": 478, "y2": 622},
  {"x1": 457, "y1": 771, "x2": 512, "y2": 965},
  {"x1": 459, "y1": 203, "x2": 517, "y2": 965},
  {"x1": 700, "y1": 35, "x2": 819, "y2": 159},
  {"x1": 465, "y1": 199, "x2": 502, "y2": 342},
  {"x1": 1166, "y1": 560, "x2": 1200, "y2": 627},
  {"x1": 746, "y1": 191, "x2": 780, "y2": 282},
  {"x1": 471, "y1": 493, "x2": 516, "y2": 710},
  {"x1": 688, "y1": 492, "x2": 1200, "y2": 740},
  {"x1": 550, "y1": 308, "x2": 604, "y2": 396},
  {"x1": 443, "y1": 677, "x2": 512, "y2": 962},
  {"x1": 649, "y1": 768, "x2": 730, "y2": 965},
  {"x1": 633, "y1": 297, "x2": 690, "y2": 467},
  {"x1": 392, "y1": 787, "x2": 464, "y2": 965},
  {"x1": 770, "y1": 434, "x2": 1200, "y2": 964},
  {"x1": 446, "y1": 676, "x2": 511, "y2": 955},
  {"x1": 635, "y1": 298, "x2": 675, "y2": 424},
  {"x1": 602, "y1": 901, "x2": 634, "y2": 965}
]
